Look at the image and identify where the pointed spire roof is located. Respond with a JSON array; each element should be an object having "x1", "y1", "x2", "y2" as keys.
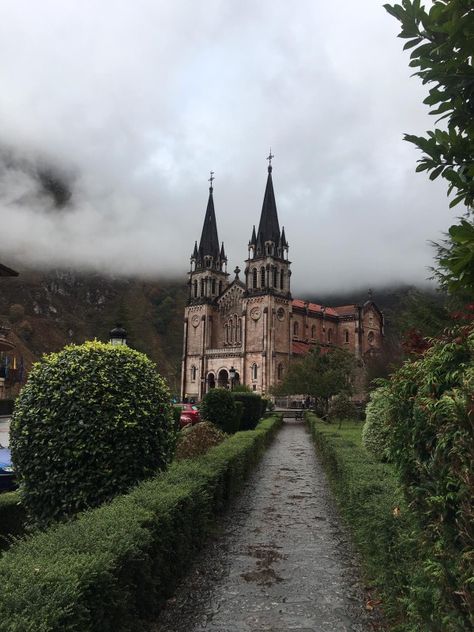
[
  {"x1": 281, "y1": 226, "x2": 288, "y2": 248},
  {"x1": 191, "y1": 241, "x2": 198, "y2": 259},
  {"x1": 198, "y1": 185, "x2": 220, "y2": 259},
  {"x1": 256, "y1": 163, "x2": 280, "y2": 245},
  {"x1": 220, "y1": 241, "x2": 226, "y2": 260},
  {"x1": 249, "y1": 225, "x2": 257, "y2": 246}
]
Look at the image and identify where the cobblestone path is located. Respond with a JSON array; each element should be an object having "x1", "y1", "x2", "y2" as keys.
[{"x1": 153, "y1": 420, "x2": 372, "y2": 632}]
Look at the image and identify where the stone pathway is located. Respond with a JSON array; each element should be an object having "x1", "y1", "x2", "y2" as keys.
[{"x1": 152, "y1": 420, "x2": 373, "y2": 632}]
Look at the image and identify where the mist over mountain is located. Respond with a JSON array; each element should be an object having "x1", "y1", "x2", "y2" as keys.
[{"x1": 0, "y1": 1, "x2": 456, "y2": 292}]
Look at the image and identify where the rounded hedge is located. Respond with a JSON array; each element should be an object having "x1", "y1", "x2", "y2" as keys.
[
  {"x1": 361, "y1": 385, "x2": 393, "y2": 461},
  {"x1": 199, "y1": 388, "x2": 238, "y2": 433},
  {"x1": 231, "y1": 392, "x2": 262, "y2": 430},
  {"x1": 10, "y1": 341, "x2": 176, "y2": 526}
]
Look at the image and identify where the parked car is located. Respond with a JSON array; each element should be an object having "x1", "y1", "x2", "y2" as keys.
[
  {"x1": 0, "y1": 444, "x2": 15, "y2": 492},
  {"x1": 174, "y1": 403, "x2": 201, "y2": 428}
]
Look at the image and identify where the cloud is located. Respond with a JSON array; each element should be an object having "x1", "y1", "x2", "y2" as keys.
[{"x1": 0, "y1": 0, "x2": 454, "y2": 293}]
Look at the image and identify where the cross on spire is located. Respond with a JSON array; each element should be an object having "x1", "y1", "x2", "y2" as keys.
[
  {"x1": 208, "y1": 170, "x2": 215, "y2": 190},
  {"x1": 266, "y1": 149, "x2": 274, "y2": 172}
]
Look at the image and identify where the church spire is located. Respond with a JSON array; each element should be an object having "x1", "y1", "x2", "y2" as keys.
[
  {"x1": 198, "y1": 184, "x2": 220, "y2": 259},
  {"x1": 256, "y1": 152, "x2": 280, "y2": 246},
  {"x1": 191, "y1": 172, "x2": 227, "y2": 275}
]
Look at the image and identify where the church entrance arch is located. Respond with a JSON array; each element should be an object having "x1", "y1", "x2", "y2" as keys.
[
  {"x1": 207, "y1": 372, "x2": 216, "y2": 391},
  {"x1": 217, "y1": 369, "x2": 229, "y2": 388}
]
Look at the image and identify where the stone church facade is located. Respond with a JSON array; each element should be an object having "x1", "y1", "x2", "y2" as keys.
[{"x1": 181, "y1": 162, "x2": 383, "y2": 401}]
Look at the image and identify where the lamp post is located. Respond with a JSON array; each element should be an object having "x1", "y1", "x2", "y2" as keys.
[
  {"x1": 229, "y1": 366, "x2": 236, "y2": 390},
  {"x1": 109, "y1": 324, "x2": 127, "y2": 346}
]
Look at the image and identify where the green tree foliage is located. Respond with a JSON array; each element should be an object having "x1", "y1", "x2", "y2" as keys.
[
  {"x1": 7, "y1": 304, "x2": 24, "y2": 323},
  {"x1": 274, "y1": 345, "x2": 355, "y2": 418},
  {"x1": 10, "y1": 341, "x2": 176, "y2": 527},
  {"x1": 328, "y1": 392, "x2": 357, "y2": 424},
  {"x1": 361, "y1": 386, "x2": 393, "y2": 461},
  {"x1": 199, "y1": 388, "x2": 239, "y2": 433},
  {"x1": 385, "y1": 0, "x2": 474, "y2": 294},
  {"x1": 387, "y1": 326, "x2": 473, "y2": 628}
]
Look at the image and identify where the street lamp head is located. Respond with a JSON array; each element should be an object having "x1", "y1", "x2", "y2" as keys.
[
  {"x1": 229, "y1": 366, "x2": 236, "y2": 380},
  {"x1": 109, "y1": 324, "x2": 127, "y2": 346}
]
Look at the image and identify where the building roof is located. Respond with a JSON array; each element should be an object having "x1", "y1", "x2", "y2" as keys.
[
  {"x1": 254, "y1": 166, "x2": 280, "y2": 245},
  {"x1": 292, "y1": 340, "x2": 310, "y2": 355},
  {"x1": 292, "y1": 299, "x2": 338, "y2": 318},
  {"x1": 332, "y1": 304, "x2": 358, "y2": 316},
  {"x1": 198, "y1": 187, "x2": 220, "y2": 259},
  {"x1": 0, "y1": 262, "x2": 18, "y2": 277}
]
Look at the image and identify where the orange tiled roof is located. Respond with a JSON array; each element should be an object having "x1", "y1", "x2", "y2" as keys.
[
  {"x1": 292, "y1": 299, "x2": 338, "y2": 317},
  {"x1": 292, "y1": 341, "x2": 311, "y2": 355},
  {"x1": 332, "y1": 304, "x2": 358, "y2": 316}
]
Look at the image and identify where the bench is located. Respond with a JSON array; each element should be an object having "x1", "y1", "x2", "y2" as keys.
[{"x1": 276, "y1": 409, "x2": 305, "y2": 420}]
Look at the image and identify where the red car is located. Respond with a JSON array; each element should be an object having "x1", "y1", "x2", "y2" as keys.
[{"x1": 174, "y1": 403, "x2": 201, "y2": 428}]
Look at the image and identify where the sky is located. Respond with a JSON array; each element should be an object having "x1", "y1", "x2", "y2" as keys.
[{"x1": 0, "y1": 0, "x2": 453, "y2": 294}]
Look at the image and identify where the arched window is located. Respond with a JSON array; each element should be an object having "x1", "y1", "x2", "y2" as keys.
[
  {"x1": 212, "y1": 278, "x2": 216, "y2": 294},
  {"x1": 260, "y1": 267, "x2": 266, "y2": 288},
  {"x1": 191, "y1": 365, "x2": 197, "y2": 381},
  {"x1": 237, "y1": 317, "x2": 242, "y2": 343},
  {"x1": 277, "y1": 363, "x2": 284, "y2": 380},
  {"x1": 200, "y1": 278, "x2": 205, "y2": 296},
  {"x1": 328, "y1": 329, "x2": 332, "y2": 343},
  {"x1": 224, "y1": 324, "x2": 229, "y2": 344},
  {"x1": 219, "y1": 280, "x2": 223, "y2": 295},
  {"x1": 293, "y1": 321, "x2": 299, "y2": 336},
  {"x1": 252, "y1": 363, "x2": 258, "y2": 380},
  {"x1": 280, "y1": 270, "x2": 284, "y2": 290},
  {"x1": 344, "y1": 330, "x2": 349, "y2": 343},
  {"x1": 253, "y1": 268, "x2": 258, "y2": 289},
  {"x1": 273, "y1": 267, "x2": 277, "y2": 287},
  {"x1": 193, "y1": 280, "x2": 197, "y2": 298},
  {"x1": 368, "y1": 331, "x2": 375, "y2": 345},
  {"x1": 311, "y1": 325, "x2": 316, "y2": 338}
]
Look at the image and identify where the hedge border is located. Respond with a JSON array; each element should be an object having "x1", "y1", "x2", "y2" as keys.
[
  {"x1": 306, "y1": 413, "x2": 423, "y2": 630},
  {"x1": 0, "y1": 414, "x2": 282, "y2": 632},
  {"x1": 0, "y1": 492, "x2": 25, "y2": 551}
]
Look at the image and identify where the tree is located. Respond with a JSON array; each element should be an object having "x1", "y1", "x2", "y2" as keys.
[
  {"x1": 273, "y1": 345, "x2": 355, "y2": 418},
  {"x1": 385, "y1": 0, "x2": 474, "y2": 294}
]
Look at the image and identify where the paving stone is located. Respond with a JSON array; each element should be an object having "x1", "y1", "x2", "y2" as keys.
[{"x1": 152, "y1": 420, "x2": 374, "y2": 632}]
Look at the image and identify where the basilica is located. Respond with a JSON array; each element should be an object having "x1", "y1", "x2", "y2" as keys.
[{"x1": 181, "y1": 160, "x2": 383, "y2": 400}]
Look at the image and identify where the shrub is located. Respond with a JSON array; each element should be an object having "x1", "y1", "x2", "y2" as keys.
[
  {"x1": 361, "y1": 386, "x2": 393, "y2": 461},
  {"x1": 306, "y1": 414, "x2": 422, "y2": 628},
  {"x1": 232, "y1": 392, "x2": 262, "y2": 430},
  {"x1": 10, "y1": 341, "x2": 176, "y2": 527},
  {"x1": 200, "y1": 388, "x2": 237, "y2": 434},
  {"x1": 387, "y1": 326, "x2": 474, "y2": 630},
  {"x1": 328, "y1": 392, "x2": 357, "y2": 423},
  {"x1": 0, "y1": 415, "x2": 282, "y2": 632},
  {"x1": 175, "y1": 422, "x2": 226, "y2": 460},
  {"x1": 0, "y1": 492, "x2": 25, "y2": 550},
  {"x1": 233, "y1": 400, "x2": 243, "y2": 432}
]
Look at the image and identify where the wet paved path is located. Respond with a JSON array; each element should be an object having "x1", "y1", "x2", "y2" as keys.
[{"x1": 153, "y1": 420, "x2": 372, "y2": 632}]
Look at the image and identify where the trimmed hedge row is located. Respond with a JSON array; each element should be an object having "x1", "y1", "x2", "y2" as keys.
[
  {"x1": 231, "y1": 392, "x2": 262, "y2": 430},
  {"x1": 0, "y1": 415, "x2": 282, "y2": 632},
  {"x1": 0, "y1": 492, "x2": 25, "y2": 551},
  {"x1": 306, "y1": 414, "x2": 422, "y2": 629}
]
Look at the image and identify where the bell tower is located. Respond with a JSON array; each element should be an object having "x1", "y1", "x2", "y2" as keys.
[
  {"x1": 243, "y1": 153, "x2": 292, "y2": 395},
  {"x1": 188, "y1": 172, "x2": 229, "y2": 303},
  {"x1": 245, "y1": 152, "x2": 291, "y2": 298},
  {"x1": 182, "y1": 173, "x2": 229, "y2": 401}
]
